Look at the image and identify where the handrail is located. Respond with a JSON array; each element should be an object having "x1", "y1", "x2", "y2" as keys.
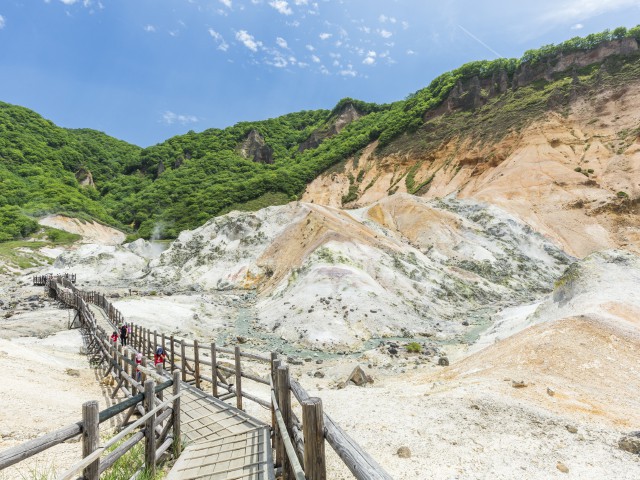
[
  {"x1": 57, "y1": 390, "x2": 183, "y2": 480},
  {"x1": 290, "y1": 379, "x2": 393, "y2": 480},
  {"x1": 271, "y1": 387, "x2": 306, "y2": 480},
  {"x1": 0, "y1": 381, "x2": 174, "y2": 471},
  {"x1": 37, "y1": 274, "x2": 393, "y2": 480}
]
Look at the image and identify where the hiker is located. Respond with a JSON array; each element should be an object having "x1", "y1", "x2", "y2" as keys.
[
  {"x1": 135, "y1": 352, "x2": 143, "y2": 382},
  {"x1": 120, "y1": 324, "x2": 128, "y2": 346},
  {"x1": 110, "y1": 331, "x2": 118, "y2": 343},
  {"x1": 154, "y1": 346, "x2": 166, "y2": 367}
]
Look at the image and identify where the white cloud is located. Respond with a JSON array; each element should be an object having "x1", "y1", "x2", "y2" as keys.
[
  {"x1": 339, "y1": 66, "x2": 356, "y2": 77},
  {"x1": 379, "y1": 14, "x2": 387, "y2": 23},
  {"x1": 219, "y1": 0, "x2": 232, "y2": 8},
  {"x1": 276, "y1": 36, "x2": 288, "y2": 49},
  {"x1": 293, "y1": 0, "x2": 308, "y2": 4},
  {"x1": 236, "y1": 30, "x2": 262, "y2": 51},
  {"x1": 378, "y1": 29, "x2": 392, "y2": 38},
  {"x1": 311, "y1": 54, "x2": 321, "y2": 63},
  {"x1": 269, "y1": 0, "x2": 292, "y2": 15},
  {"x1": 362, "y1": 50, "x2": 376, "y2": 65},
  {"x1": 402, "y1": 21, "x2": 409, "y2": 30},
  {"x1": 541, "y1": 0, "x2": 638, "y2": 24},
  {"x1": 267, "y1": 55, "x2": 288, "y2": 67},
  {"x1": 406, "y1": 49, "x2": 416, "y2": 55},
  {"x1": 143, "y1": 24, "x2": 156, "y2": 32},
  {"x1": 208, "y1": 28, "x2": 229, "y2": 51},
  {"x1": 319, "y1": 32, "x2": 332, "y2": 40},
  {"x1": 306, "y1": 44, "x2": 315, "y2": 51},
  {"x1": 162, "y1": 111, "x2": 199, "y2": 125},
  {"x1": 60, "y1": 0, "x2": 79, "y2": 4},
  {"x1": 571, "y1": 23, "x2": 584, "y2": 30},
  {"x1": 359, "y1": 26, "x2": 371, "y2": 34},
  {"x1": 0, "y1": 15, "x2": 5, "y2": 29}
]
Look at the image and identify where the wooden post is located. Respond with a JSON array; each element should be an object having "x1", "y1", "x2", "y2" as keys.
[
  {"x1": 234, "y1": 346, "x2": 243, "y2": 410},
  {"x1": 153, "y1": 330, "x2": 158, "y2": 353},
  {"x1": 144, "y1": 380, "x2": 156, "y2": 476},
  {"x1": 193, "y1": 339, "x2": 201, "y2": 390},
  {"x1": 277, "y1": 365, "x2": 292, "y2": 479},
  {"x1": 272, "y1": 358, "x2": 282, "y2": 469},
  {"x1": 82, "y1": 400, "x2": 100, "y2": 480},
  {"x1": 211, "y1": 342, "x2": 218, "y2": 397},
  {"x1": 161, "y1": 333, "x2": 166, "y2": 367},
  {"x1": 170, "y1": 335, "x2": 175, "y2": 371},
  {"x1": 156, "y1": 364, "x2": 163, "y2": 403},
  {"x1": 141, "y1": 357, "x2": 147, "y2": 384},
  {"x1": 270, "y1": 352, "x2": 278, "y2": 441},
  {"x1": 147, "y1": 329, "x2": 152, "y2": 356},
  {"x1": 118, "y1": 344, "x2": 125, "y2": 375},
  {"x1": 131, "y1": 351, "x2": 139, "y2": 392},
  {"x1": 180, "y1": 340, "x2": 186, "y2": 382},
  {"x1": 172, "y1": 370, "x2": 181, "y2": 456},
  {"x1": 303, "y1": 397, "x2": 326, "y2": 480}
]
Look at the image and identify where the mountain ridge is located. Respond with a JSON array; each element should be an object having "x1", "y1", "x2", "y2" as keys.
[{"x1": 1, "y1": 25, "x2": 639, "y2": 244}]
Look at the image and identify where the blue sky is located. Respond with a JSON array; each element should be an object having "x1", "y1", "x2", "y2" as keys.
[{"x1": 1, "y1": 0, "x2": 639, "y2": 147}]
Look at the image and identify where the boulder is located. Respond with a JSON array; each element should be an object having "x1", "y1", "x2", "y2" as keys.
[
  {"x1": 346, "y1": 366, "x2": 373, "y2": 387},
  {"x1": 397, "y1": 446, "x2": 411, "y2": 458},
  {"x1": 438, "y1": 356, "x2": 449, "y2": 366},
  {"x1": 619, "y1": 432, "x2": 640, "y2": 455}
]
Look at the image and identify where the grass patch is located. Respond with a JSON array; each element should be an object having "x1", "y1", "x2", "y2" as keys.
[{"x1": 218, "y1": 191, "x2": 292, "y2": 215}]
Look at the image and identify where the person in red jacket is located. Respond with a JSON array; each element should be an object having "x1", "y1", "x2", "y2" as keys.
[
  {"x1": 154, "y1": 346, "x2": 166, "y2": 367},
  {"x1": 110, "y1": 331, "x2": 118, "y2": 343}
]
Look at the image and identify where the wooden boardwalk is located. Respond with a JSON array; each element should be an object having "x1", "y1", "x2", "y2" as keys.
[
  {"x1": 87, "y1": 302, "x2": 274, "y2": 479},
  {"x1": 7, "y1": 274, "x2": 393, "y2": 480}
]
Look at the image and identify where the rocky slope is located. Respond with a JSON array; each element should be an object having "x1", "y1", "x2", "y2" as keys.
[
  {"x1": 303, "y1": 55, "x2": 640, "y2": 259},
  {"x1": 52, "y1": 194, "x2": 573, "y2": 350}
]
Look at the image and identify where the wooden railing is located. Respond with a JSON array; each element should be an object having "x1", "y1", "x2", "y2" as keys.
[
  {"x1": 21, "y1": 275, "x2": 393, "y2": 480},
  {"x1": 0, "y1": 288, "x2": 181, "y2": 480}
]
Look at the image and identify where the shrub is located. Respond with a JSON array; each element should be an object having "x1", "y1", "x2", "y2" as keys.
[{"x1": 406, "y1": 342, "x2": 422, "y2": 353}]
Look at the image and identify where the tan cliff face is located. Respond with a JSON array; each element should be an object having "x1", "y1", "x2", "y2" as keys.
[{"x1": 303, "y1": 81, "x2": 640, "y2": 258}]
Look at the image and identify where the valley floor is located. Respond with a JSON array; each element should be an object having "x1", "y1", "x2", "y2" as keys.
[{"x1": 2, "y1": 274, "x2": 639, "y2": 479}]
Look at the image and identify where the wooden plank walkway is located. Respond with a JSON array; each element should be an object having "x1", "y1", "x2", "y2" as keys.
[
  {"x1": 169, "y1": 386, "x2": 273, "y2": 480},
  {"x1": 167, "y1": 427, "x2": 273, "y2": 480},
  {"x1": 87, "y1": 302, "x2": 274, "y2": 480}
]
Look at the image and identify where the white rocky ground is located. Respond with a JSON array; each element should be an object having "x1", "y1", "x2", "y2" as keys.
[
  {"x1": 51, "y1": 196, "x2": 573, "y2": 351},
  {"x1": 3, "y1": 197, "x2": 640, "y2": 479}
]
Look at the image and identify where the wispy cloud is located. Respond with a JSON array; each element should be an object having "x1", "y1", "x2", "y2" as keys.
[
  {"x1": 339, "y1": 65, "x2": 357, "y2": 77},
  {"x1": 276, "y1": 36, "x2": 288, "y2": 49},
  {"x1": 378, "y1": 29, "x2": 392, "y2": 38},
  {"x1": 319, "y1": 32, "x2": 332, "y2": 40},
  {"x1": 161, "y1": 111, "x2": 199, "y2": 125},
  {"x1": 208, "y1": 28, "x2": 229, "y2": 51},
  {"x1": 236, "y1": 30, "x2": 262, "y2": 51},
  {"x1": 0, "y1": 15, "x2": 5, "y2": 30},
  {"x1": 269, "y1": 0, "x2": 292, "y2": 15},
  {"x1": 540, "y1": 0, "x2": 638, "y2": 23},
  {"x1": 571, "y1": 23, "x2": 584, "y2": 30},
  {"x1": 219, "y1": 0, "x2": 232, "y2": 8},
  {"x1": 143, "y1": 24, "x2": 156, "y2": 32}
]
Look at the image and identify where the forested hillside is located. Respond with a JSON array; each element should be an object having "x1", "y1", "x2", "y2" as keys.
[{"x1": 1, "y1": 26, "x2": 639, "y2": 242}]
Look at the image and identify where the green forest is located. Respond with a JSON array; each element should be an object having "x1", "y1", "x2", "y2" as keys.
[{"x1": 1, "y1": 26, "x2": 639, "y2": 242}]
